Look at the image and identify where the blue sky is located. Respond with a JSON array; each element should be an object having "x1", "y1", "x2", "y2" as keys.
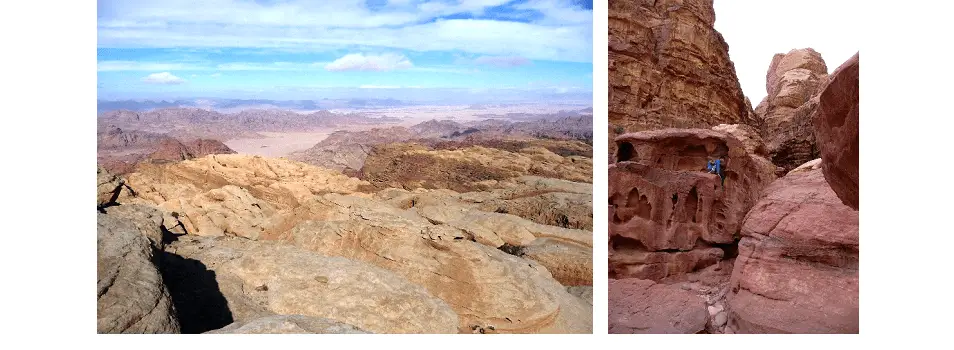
[{"x1": 97, "y1": 0, "x2": 593, "y2": 102}]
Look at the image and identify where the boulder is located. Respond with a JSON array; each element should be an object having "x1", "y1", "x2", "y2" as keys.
[
  {"x1": 813, "y1": 53, "x2": 859, "y2": 210},
  {"x1": 608, "y1": 278, "x2": 707, "y2": 334},
  {"x1": 727, "y1": 166, "x2": 858, "y2": 333},
  {"x1": 97, "y1": 206, "x2": 180, "y2": 333},
  {"x1": 97, "y1": 167, "x2": 126, "y2": 208}
]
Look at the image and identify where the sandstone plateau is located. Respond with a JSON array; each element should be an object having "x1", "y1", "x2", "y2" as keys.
[{"x1": 98, "y1": 121, "x2": 594, "y2": 334}]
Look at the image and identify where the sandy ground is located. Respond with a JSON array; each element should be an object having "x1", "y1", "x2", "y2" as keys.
[{"x1": 225, "y1": 131, "x2": 335, "y2": 157}]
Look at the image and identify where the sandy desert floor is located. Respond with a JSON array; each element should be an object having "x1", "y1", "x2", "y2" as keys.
[{"x1": 225, "y1": 131, "x2": 335, "y2": 157}]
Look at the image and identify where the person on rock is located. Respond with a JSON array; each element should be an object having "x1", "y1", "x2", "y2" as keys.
[{"x1": 706, "y1": 158, "x2": 726, "y2": 188}]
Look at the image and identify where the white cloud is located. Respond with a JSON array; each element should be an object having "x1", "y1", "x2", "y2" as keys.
[
  {"x1": 98, "y1": 61, "x2": 199, "y2": 71},
  {"x1": 96, "y1": 0, "x2": 593, "y2": 63},
  {"x1": 141, "y1": 72, "x2": 186, "y2": 84},
  {"x1": 359, "y1": 85, "x2": 402, "y2": 89},
  {"x1": 210, "y1": 73, "x2": 221, "y2": 77},
  {"x1": 325, "y1": 53, "x2": 413, "y2": 72}
]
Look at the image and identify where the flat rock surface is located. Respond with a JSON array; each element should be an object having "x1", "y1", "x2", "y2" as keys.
[
  {"x1": 608, "y1": 278, "x2": 707, "y2": 334},
  {"x1": 205, "y1": 315, "x2": 370, "y2": 334}
]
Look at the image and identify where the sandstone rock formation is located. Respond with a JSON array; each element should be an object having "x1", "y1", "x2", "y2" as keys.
[
  {"x1": 609, "y1": 0, "x2": 747, "y2": 140},
  {"x1": 97, "y1": 205, "x2": 179, "y2": 333},
  {"x1": 107, "y1": 150, "x2": 593, "y2": 334},
  {"x1": 205, "y1": 315, "x2": 370, "y2": 334},
  {"x1": 813, "y1": 53, "x2": 859, "y2": 210},
  {"x1": 165, "y1": 236, "x2": 460, "y2": 334},
  {"x1": 608, "y1": 278, "x2": 708, "y2": 334},
  {"x1": 726, "y1": 163, "x2": 858, "y2": 334},
  {"x1": 754, "y1": 48, "x2": 829, "y2": 172},
  {"x1": 117, "y1": 154, "x2": 368, "y2": 239},
  {"x1": 361, "y1": 143, "x2": 592, "y2": 192},
  {"x1": 609, "y1": 126, "x2": 776, "y2": 280}
]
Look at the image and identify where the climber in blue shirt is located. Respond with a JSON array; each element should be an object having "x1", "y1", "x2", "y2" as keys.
[{"x1": 706, "y1": 159, "x2": 726, "y2": 187}]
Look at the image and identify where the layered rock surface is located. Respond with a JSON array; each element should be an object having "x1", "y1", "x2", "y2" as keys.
[
  {"x1": 165, "y1": 236, "x2": 460, "y2": 334},
  {"x1": 726, "y1": 163, "x2": 858, "y2": 334},
  {"x1": 814, "y1": 53, "x2": 859, "y2": 210},
  {"x1": 609, "y1": 0, "x2": 747, "y2": 144},
  {"x1": 108, "y1": 151, "x2": 593, "y2": 334},
  {"x1": 609, "y1": 126, "x2": 776, "y2": 280},
  {"x1": 754, "y1": 48, "x2": 829, "y2": 172}
]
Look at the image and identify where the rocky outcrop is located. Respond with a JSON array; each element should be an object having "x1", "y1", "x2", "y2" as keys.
[
  {"x1": 148, "y1": 138, "x2": 238, "y2": 163},
  {"x1": 185, "y1": 139, "x2": 236, "y2": 156},
  {"x1": 361, "y1": 143, "x2": 592, "y2": 192},
  {"x1": 97, "y1": 205, "x2": 179, "y2": 333},
  {"x1": 608, "y1": 0, "x2": 747, "y2": 142},
  {"x1": 754, "y1": 48, "x2": 829, "y2": 172},
  {"x1": 813, "y1": 53, "x2": 859, "y2": 210},
  {"x1": 726, "y1": 164, "x2": 858, "y2": 334},
  {"x1": 97, "y1": 127, "x2": 236, "y2": 175},
  {"x1": 165, "y1": 236, "x2": 460, "y2": 334},
  {"x1": 608, "y1": 278, "x2": 708, "y2": 334},
  {"x1": 205, "y1": 315, "x2": 370, "y2": 334},
  {"x1": 97, "y1": 167, "x2": 128, "y2": 208},
  {"x1": 609, "y1": 126, "x2": 776, "y2": 280}
]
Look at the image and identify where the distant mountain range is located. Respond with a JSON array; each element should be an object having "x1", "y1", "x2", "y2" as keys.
[{"x1": 97, "y1": 98, "x2": 416, "y2": 113}]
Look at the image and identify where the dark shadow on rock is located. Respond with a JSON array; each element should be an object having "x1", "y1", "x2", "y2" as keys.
[{"x1": 160, "y1": 251, "x2": 233, "y2": 333}]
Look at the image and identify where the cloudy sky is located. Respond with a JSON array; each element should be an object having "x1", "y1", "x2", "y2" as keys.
[
  {"x1": 714, "y1": 0, "x2": 860, "y2": 104},
  {"x1": 97, "y1": 0, "x2": 593, "y2": 102}
]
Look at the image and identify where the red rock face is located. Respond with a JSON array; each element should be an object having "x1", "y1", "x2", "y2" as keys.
[
  {"x1": 608, "y1": 0, "x2": 748, "y2": 146},
  {"x1": 608, "y1": 278, "x2": 708, "y2": 334},
  {"x1": 609, "y1": 127, "x2": 776, "y2": 280},
  {"x1": 813, "y1": 53, "x2": 859, "y2": 209},
  {"x1": 727, "y1": 166, "x2": 859, "y2": 334}
]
